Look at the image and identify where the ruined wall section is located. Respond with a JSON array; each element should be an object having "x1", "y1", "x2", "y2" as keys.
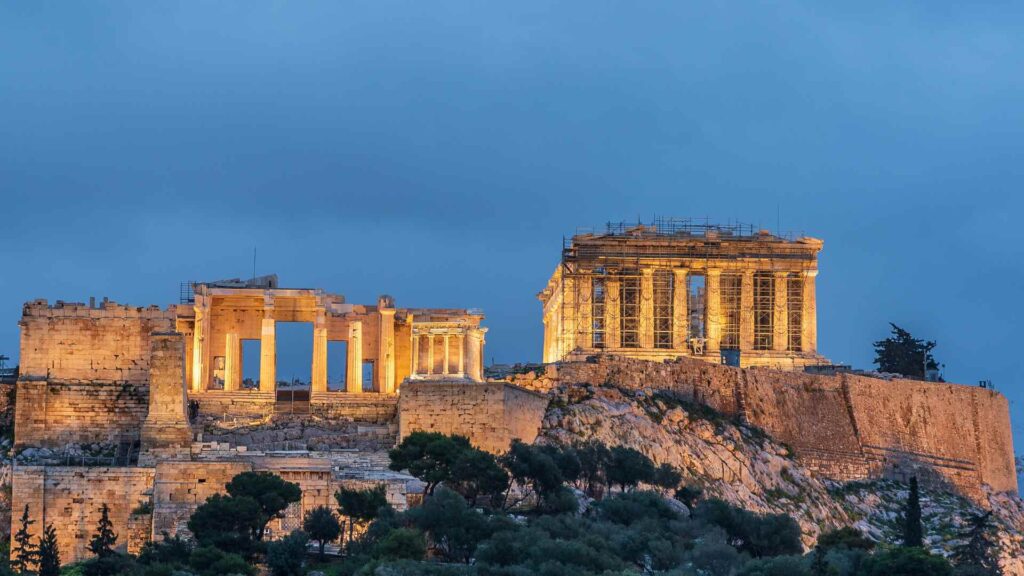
[
  {"x1": 398, "y1": 381, "x2": 549, "y2": 454},
  {"x1": 544, "y1": 356, "x2": 1016, "y2": 498},
  {"x1": 11, "y1": 466, "x2": 154, "y2": 564},
  {"x1": 15, "y1": 381, "x2": 149, "y2": 449},
  {"x1": 19, "y1": 300, "x2": 174, "y2": 383}
]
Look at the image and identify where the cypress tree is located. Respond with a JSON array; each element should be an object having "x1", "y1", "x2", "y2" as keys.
[
  {"x1": 88, "y1": 503, "x2": 118, "y2": 558},
  {"x1": 950, "y1": 511, "x2": 1001, "y2": 575},
  {"x1": 902, "y1": 476, "x2": 924, "y2": 548},
  {"x1": 11, "y1": 504, "x2": 38, "y2": 574},
  {"x1": 37, "y1": 523, "x2": 61, "y2": 576}
]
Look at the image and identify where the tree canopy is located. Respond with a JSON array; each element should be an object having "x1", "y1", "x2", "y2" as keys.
[{"x1": 873, "y1": 323, "x2": 940, "y2": 379}]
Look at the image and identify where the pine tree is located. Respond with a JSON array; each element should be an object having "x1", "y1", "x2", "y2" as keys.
[
  {"x1": 37, "y1": 523, "x2": 61, "y2": 576},
  {"x1": 902, "y1": 476, "x2": 924, "y2": 548},
  {"x1": 11, "y1": 504, "x2": 38, "y2": 574},
  {"x1": 88, "y1": 503, "x2": 118, "y2": 558},
  {"x1": 951, "y1": 511, "x2": 1001, "y2": 575}
]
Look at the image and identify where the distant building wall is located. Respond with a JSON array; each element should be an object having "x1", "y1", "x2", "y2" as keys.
[
  {"x1": 523, "y1": 356, "x2": 1017, "y2": 499},
  {"x1": 398, "y1": 381, "x2": 549, "y2": 454}
]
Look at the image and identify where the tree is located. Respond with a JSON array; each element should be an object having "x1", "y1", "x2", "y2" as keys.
[
  {"x1": 88, "y1": 503, "x2": 118, "y2": 558},
  {"x1": 950, "y1": 511, "x2": 1001, "y2": 576},
  {"x1": 653, "y1": 463, "x2": 683, "y2": 492},
  {"x1": 265, "y1": 530, "x2": 308, "y2": 576},
  {"x1": 864, "y1": 546, "x2": 952, "y2": 576},
  {"x1": 372, "y1": 528, "x2": 427, "y2": 561},
  {"x1": 225, "y1": 471, "x2": 302, "y2": 541},
  {"x1": 405, "y1": 487, "x2": 490, "y2": 563},
  {"x1": 816, "y1": 526, "x2": 875, "y2": 552},
  {"x1": 187, "y1": 493, "x2": 263, "y2": 556},
  {"x1": 605, "y1": 446, "x2": 656, "y2": 492},
  {"x1": 336, "y1": 485, "x2": 390, "y2": 546},
  {"x1": 188, "y1": 545, "x2": 254, "y2": 576},
  {"x1": 500, "y1": 440, "x2": 565, "y2": 501},
  {"x1": 449, "y1": 447, "x2": 510, "y2": 507},
  {"x1": 303, "y1": 505, "x2": 341, "y2": 560},
  {"x1": 11, "y1": 504, "x2": 37, "y2": 574},
  {"x1": 902, "y1": 476, "x2": 924, "y2": 548},
  {"x1": 874, "y1": 323, "x2": 939, "y2": 379},
  {"x1": 37, "y1": 524, "x2": 60, "y2": 576},
  {"x1": 575, "y1": 440, "x2": 611, "y2": 497},
  {"x1": 388, "y1": 432, "x2": 472, "y2": 494},
  {"x1": 694, "y1": 499, "x2": 803, "y2": 558}
]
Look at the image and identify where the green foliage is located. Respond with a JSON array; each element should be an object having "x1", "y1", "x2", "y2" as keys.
[
  {"x1": 695, "y1": 498, "x2": 803, "y2": 558},
  {"x1": 12, "y1": 504, "x2": 37, "y2": 574},
  {"x1": 336, "y1": 485, "x2": 391, "y2": 546},
  {"x1": 37, "y1": 524, "x2": 60, "y2": 576},
  {"x1": 449, "y1": 447, "x2": 510, "y2": 508},
  {"x1": 863, "y1": 546, "x2": 953, "y2": 576},
  {"x1": 873, "y1": 323, "x2": 939, "y2": 379},
  {"x1": 674, "y1": 484, "x2": 703, "y2": 509},
  {"x1": 652, "y1": 463, "x2": 682, "y2": 491},
  {"x1": 372, "y1": 528, "x2": 427, "y2": 561},
  {"x1": 949, "y1": 511, "x2": 1001, "y2": 576},
  {"x1": 389, "y1": 432, "x2": 472, "y2": 494},
  {"x1": 81, "y1": 553, "x2": 135, "y2": 576},
  {"x1": 595, "y1": 490, "x2": 681, "y2": 526},
  {"x1": 187, "y1": 493, "x2": 262, "y2": 556},
  {"x1": 817, "y1": 527, "x2": 875, "y2": 552},
  {"x1": 88, "y1": 504, "x2": 118, "y2": 558},
  {"x1": 137, "y1": 533, "x2": 191, "y2": 566},
  {"x1": 188, "y1": 545, "x2": 254, "y2": 576},
  {"x1": 304, "y1": 505, "x2": 341, "y2": 560},
  {"x1": 404, "y1": 487, "x2": 491, "y2": 563},
  {"x1": 737, "y1": 555, "x2": 810, "y2": 576},
  {"x1": 538, "y1": 444, "x2": 582, "y2": 485},
  {"x1": 266, "y1": 530, "x2": 308, "y2": 576},
  {"x1": 501, "y1": 440, "x2": 565, "y2": 498},
  {"x1": 605, "y1": 446, "x2": 655, "y2": 491},
  {"x1": 574, "y1": 439, "x2": 610, "y2": 497},
  {"x1": 902, "y1": 477, "x2": 924, "y2": 548},
  {"x1": 226, "y1": 471, "x2": 302, "y2": 541}
]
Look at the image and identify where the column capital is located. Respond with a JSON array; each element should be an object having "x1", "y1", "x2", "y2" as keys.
[
  {"x1": 803, "y1": 269, "x2": 819, "y2": 278},
  {"x1": 773, "y1": 270, "x2": 790, "y2": 278},
  {"x1": 706, "y1": 268, "x2": 722, "y2": 277}
]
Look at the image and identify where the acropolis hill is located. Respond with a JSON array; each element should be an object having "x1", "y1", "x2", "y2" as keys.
[{"x1": 5, "y1": 220, "x2": 1018, "y2": 566}]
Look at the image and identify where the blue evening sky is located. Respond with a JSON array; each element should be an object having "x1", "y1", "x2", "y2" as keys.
[{"x1": 1, "y1": 3, "x2": 1022, "y2": 443}]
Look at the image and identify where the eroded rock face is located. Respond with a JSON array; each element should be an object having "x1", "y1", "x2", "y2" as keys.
[{"x1": 540, "y1": 382, "x2": 1024, "y2": 572}]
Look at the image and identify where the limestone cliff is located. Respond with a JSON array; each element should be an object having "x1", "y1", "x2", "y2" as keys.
[{"x1": 540, "y1": 380, "x2": 1024, "y2": 574}]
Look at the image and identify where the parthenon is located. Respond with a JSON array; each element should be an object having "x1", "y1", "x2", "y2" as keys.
[{"x1": 538, "y1": 219, "x2": 826, "y2": 369}]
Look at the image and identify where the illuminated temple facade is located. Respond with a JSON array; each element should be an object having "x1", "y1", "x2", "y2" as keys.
[{"x1": 538, "y1": 220, "x2": 826, "y2": 369}]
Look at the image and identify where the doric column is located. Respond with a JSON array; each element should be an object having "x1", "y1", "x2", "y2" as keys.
[
  {"x1": 705, "y1": 269, "x2": 722, "y2": 355},
  {"x1": 801, "y1": 270, "x2": 818, "y2": 352},
  {"x1": 640, "y1": 268, "x2": 654, "y2": 349},
  {"x1": 411, "y1": 332, "x2": 420, "y2": 376},
  {"x1": 672, "y1": 269, "x2": 688, "y2": 350},
  {"x1": 605, "y1": 277, "x2": 621, "y2": 349},
  {"x1": 223, "y1": 332, "x2": 239, "y2": 391},
  {"x1": 773, "y1": 272, "x2": 789, "y2": 352},
  {"x1": 466, "y1": 328, "x2": 486, "y2": 381},
  {"x1": 311, "y1": 308, "x2": 328, "y2": 393},
  {"x1": 427, "y1": 334, "x2": 435, "y2": 375},
  {"x1": 458, "y1": 333, "x2": 466, "y2": 376},
  {"x1": 260, "y1": 294, "x2": 276, "y2": 394},
  {"x1": 378, "y1": 304, "x2": 396, "y2": 393},
  {"x1": 346, "y1": 321, "x2": 363, "y2": 393},
  {"x1": 561, "y1": 275, "x2": 576, "y2": 358},
  {"x1": 542, "y1": 314, "x2": 551, "y2": 363},
  {"x1": 443, "y1": 334, "x2": 450, "y2": 376},
  {"x1": 191, "y1": 295, "x2": 209, "y2": 392},
  {"x1": 577, "y1": 274, "x2": 593, "y2": 350},
  {"x1": 740, "y1": 270, "x2": 755, "y2": 351}
]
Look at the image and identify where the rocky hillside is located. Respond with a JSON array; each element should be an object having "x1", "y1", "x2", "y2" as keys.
[{"x1": 540, "y1": 380, "x2": 1024, "y2": 573}]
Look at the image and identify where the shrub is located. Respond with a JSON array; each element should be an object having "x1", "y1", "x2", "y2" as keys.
[{"x1": 266, "y1": 530, "x2": 309, "y2": 576}]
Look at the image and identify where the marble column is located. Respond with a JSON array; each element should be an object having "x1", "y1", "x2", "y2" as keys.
[
  {"x1": 705, "y1": 269, "x2": 722, "y2": 355},
  {"x1": 443, "y1": 334, "x2": 450, "y2": 376},
  {"x1": 427, "y1": 334, "x2": 435, "y2": 376},
  {"x1": 672, "y1": 269, "x2": 688, "y2": 350},
  {"x1": 347, "y1": 321, "x2": 363, "y2": 393},
  {"x1": 411, "y1": 332, "x2": 420, "y2": 376},
  {"x1": 801, "y1": 270, "x2": 818, "y2": 353},
  {"x1": 640, "y1": 269, "x2": 654, "y2": 349},
  {"x1": 223, "y1": 332, "x2": 239, "y2": 391},
  {"x1": 378, "y1": 306, "x2": 396, "y2": 393},
  {"x1": 740, "y1": 270, "x2": 755, "y2": 352},
  {"x1": 260, "y1": 296, "x2": 276, "y2": 394},
  {"x1": 605, "y1": 277, "x2": 621, "y2": 349},
  {"x1": 458, "y1": 333, "x2": 466, "y2": 376},
  {"x1": 577, "y1": 274, "x2": 593, "y2": 350},
  {"x1": 311, "y1": 309, "x2": 328, "y2": 394},
  {"x1": 191, "y1": 296, "x2": 209, "y2": 392},
  {"x1": 772, "y1": 272, "x2": 789, "y2": 352}
]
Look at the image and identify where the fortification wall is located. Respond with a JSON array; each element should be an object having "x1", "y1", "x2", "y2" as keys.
[
  {"x1": 19, "y1": 300, "x2": 174, "y2": 383},
  {"x1": 531, "y1": 356, "x2": 1016, "y2": 498},
  {"x1": 310, "y1": 393, "x2": 399, "y2": 424},
  {"x1": 14, "y1": 381, "x2": 149, "y2": 449},
  {"x1": 11, "y1": 466, "x2": 155, "y2": 564},
  {"x1": 398, "y1": 381, "x2": 549, "y2": 454}
]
